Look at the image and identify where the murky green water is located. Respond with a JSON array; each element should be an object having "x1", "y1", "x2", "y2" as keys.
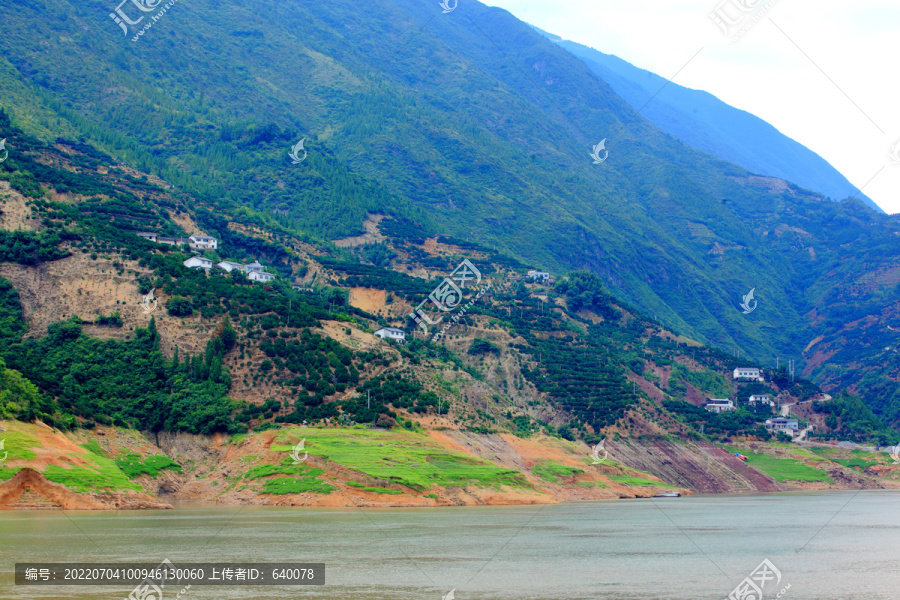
[{"x1": 1, "y1": 491, "x2": 898, "y2": 599}]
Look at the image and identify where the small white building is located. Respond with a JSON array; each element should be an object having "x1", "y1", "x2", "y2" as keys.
[
  {"x1": 733, "y1": 367, "x2": 762, "y2": 380},
  {"x1": 137, "y1": 232, "x2": 158, "y2": 242},
  {"x1": 748, "y1": 394, "x2": 773, "y2": 406},
  {"x1": 189, "y1": 235, "x2": 218, "y2": 250},
  {"x1": 374, "y1": 327, "x2": 406, "y2": 343},
  {"x1": 217, "y1": 261, "x2": 244, "y2": 273},
  {"x1": 527, "y1": 270, "x2": 551, "y2": 281},
  {"x1": 244, "y1": 261, "x2": 264, "y2": 274},
  {"x1": 183, "y1": 256, "x2": 213, "y2": 270},
  {"x1": 249, "y1": 271, "x2": 275, "y2": 282},
  {"x1": 765, "y1": 418, "x2": 799, "y2": 433},
  {"x1": 704, "y1": 398, "x2": 735, "y2": 413}
]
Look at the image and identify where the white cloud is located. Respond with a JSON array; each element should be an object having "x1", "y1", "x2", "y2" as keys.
[{"x1": 481, "y1": 0, "x2": 900, "y2": 213}]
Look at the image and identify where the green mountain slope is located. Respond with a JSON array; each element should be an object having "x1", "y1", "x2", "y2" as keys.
[{"x1": 536, "y1": 29, "x2": 882, "y2": 213}]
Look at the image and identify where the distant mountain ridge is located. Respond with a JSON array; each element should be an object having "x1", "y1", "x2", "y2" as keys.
[{"x1": 535, "y1": 28, "x2": 883, "y2": 214}]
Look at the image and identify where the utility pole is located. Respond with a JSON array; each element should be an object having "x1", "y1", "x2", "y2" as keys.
[{"x1": 367, "y1": 390, "x2": 370, "y2": 410}]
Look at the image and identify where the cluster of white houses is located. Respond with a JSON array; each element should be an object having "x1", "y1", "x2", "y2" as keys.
[
  {"x1": 703, "y1": 393, "x2": 774, "y2": 413},
  {"x1": 700, "y1": 366, "x2": 804, "y2": 436},
  {"x1": 182, "y1": 256, "x2": 275, "y2": 282},
  {"x1": 137, "y1": 232, "x2": 219, "y2": 251}
]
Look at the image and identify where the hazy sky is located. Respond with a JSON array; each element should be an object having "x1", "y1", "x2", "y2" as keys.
[{"x1": 481, "y1": 0, "x2": 900, "y2": 214}]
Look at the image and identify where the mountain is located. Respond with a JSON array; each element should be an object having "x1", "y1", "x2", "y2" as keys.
[
  {"x1": 0, "y1": 0, "x2": 899, "y2": 425},
  {"x1": 535, "y1": 28, "x2": 883, "y2": 214},
  {"x1": 1, "y1": 123, "x2": 897, "y2": 507}
]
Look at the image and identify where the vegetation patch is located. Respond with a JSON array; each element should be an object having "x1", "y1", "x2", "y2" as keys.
[
  {"x1": 606, "y1": 474, "x2": 672, "y2": 487},
  {"x1": 260, "y1": 476, "x2": 335, "y2": 495},
  {"x1": 43, "y1": 451, "x2": 141, "y2": 493},
  {"x1": 531, "y1": 460, "x2": 584, "y2": 484},
  {"x1": 272, "y1": 428, "x2": 529, "y2": 491},
  {"x1": 115, "y1": 453, "x2": 182, "y2": 478},
  {"x1": 727, "y1": 446, "x2": 834, "y2": 483},
  {"x1": 346, "y1": 481, "x2": 402, "y2": 494},
  {"x1": 244, "y1": 461, "x2": 335, "y2": 494}
]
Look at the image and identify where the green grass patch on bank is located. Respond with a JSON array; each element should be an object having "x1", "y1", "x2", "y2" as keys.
[
  {"x1": 260, "y1": 476, "x2": 335, "y2": 495},
  {"x1": 116, "y1": 454, "x2": 182, "y2": 478},
  {"x1": 346, "y1": 481, "x2": 403, "y2": 494},
  {"x1": 244, "y1": 461, "x2": 335, "y2": 495},
  {"x1": 532, "y1": 460, "x2": 584, "y2": 483},
  {"x1": 807, "y1": 447, "x2": 881, "y2": 471},
  {"x1": 0, "y1": 429, "x2": 41, "y2": 481},
  {"x1": 43, "y1": 451, "x2": 142, "y2": 493},
  {"x1": 727, "y1": 446, "x2": 834, "y2": 483},
  {"x1": 607, "y1": 474, "x2": 673, "y2": 487},
  {"x1": 576, "y1": 480, "x2": 609, "y2": 488},
  {"x1": 271, "y1": 427, "x2": 529, "y2": 491}
]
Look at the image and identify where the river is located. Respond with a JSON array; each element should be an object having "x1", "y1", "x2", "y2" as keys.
[{"x1": 1, "y1": 491, "x2": 898, "y2": 599}]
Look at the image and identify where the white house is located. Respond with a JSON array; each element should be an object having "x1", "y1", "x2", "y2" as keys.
[
  {"x1": 527, "y1": 270, "x2": 551, "y2": 281},
  {"x1": 216, "y1": 261, "x2": 244, "y2": 273},
  {"x1": 249, "y1": 271, "x2": 275, "y2": 283},
  {"x1": 137, "y1": 232, "x2": 158, "y2": 242},
  {"x1": 374, "y1": 327, "x2": 406, "y2": 343},
  {"x1": 748, "y1": 394, "x2": 773, "y2": 406},
  {"x1": 183, "y1": 256, "x2": 213, "y2": 270},
  {"x1": 244, "y1": 261, "x2": 264, "y2": 274},
  {"x1": 189, "y1": 234, "x2": 218, "y2": 250},
  {"x1": 733, "y1": 367, "x2": 763, "y2": 380},
  {"x1": 704, "y1": 398, "x2": 735, "y2": 413},
  {"x1": 765, "y1": 418, "x2": 799, "y2": 433}
]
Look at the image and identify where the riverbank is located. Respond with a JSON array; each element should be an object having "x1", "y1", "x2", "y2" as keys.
[{"x1": 1, "y1": 420, "x2": 898, "y2": 509}]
